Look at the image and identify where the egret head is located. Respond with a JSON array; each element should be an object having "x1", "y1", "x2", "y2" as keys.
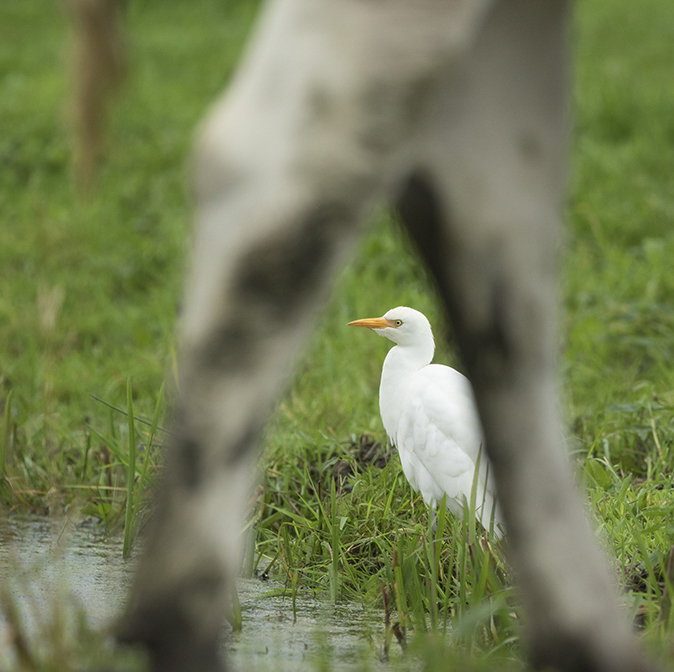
[{"x1": 348, "y1": 306, "x2": 434, "y2": 348}]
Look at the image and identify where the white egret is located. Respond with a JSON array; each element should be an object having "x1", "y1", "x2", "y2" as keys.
[{"x1": 348, "y1": 306, "x2": 503, "y2": 537}]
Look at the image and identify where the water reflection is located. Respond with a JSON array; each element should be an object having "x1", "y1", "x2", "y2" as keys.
[{"x1": 0, "y1": 516, "x2": 393, "y2": 671}]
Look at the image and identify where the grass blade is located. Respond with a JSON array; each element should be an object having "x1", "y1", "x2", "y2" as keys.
[
  {"x1": 1, "y1": 389, "x2": 12, "y2": 480},
  {"x1": 330, "y1": 478, "x2": 340, "y2": 603},
  {"x1": 123, "y1": 379, "x2": 137, "y2": 558}
]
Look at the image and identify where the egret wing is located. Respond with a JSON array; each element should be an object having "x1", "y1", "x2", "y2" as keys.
[
  {"x1": 401, "y1": 365, "x2": 499, "y2": 519},
  {"x1": 415, "y1": 365, "x2": 484, "y2": 463}
]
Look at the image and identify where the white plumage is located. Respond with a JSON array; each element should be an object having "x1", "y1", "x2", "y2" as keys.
[{"x1": 348, "y1": 306, "x2": 503, "y2": 537}]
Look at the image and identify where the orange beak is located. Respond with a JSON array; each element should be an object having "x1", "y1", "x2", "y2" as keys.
[{"x1": 347, "y1": 317, "x2": 392, "y2": 329}]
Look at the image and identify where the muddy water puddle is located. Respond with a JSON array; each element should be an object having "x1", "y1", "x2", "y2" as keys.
[{"x1": 0, "y1": 516, "x2": 398, "y2": 671}]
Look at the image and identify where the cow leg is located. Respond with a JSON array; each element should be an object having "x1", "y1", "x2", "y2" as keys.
[
  {"x1": 397, "y1": 1, "x2": 654, "y2": 671},
  {"x1": 117, "y1": 1, "x2": 491, "y2": 669}
]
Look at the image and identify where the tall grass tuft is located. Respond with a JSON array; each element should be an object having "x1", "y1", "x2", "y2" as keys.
[{"x1": 254, "y1": 435, "x2": 516, "y2": 657}]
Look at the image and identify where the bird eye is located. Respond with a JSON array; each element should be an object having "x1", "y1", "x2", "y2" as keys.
[{"x1": 395, "y1": 320, "x2": 402, "y2": 326}]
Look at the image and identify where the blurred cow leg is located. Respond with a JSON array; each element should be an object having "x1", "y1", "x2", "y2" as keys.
[
  {"x1": 396, "y1": 1, "x2": 654, "y2": 671},
  {"x1": 65, "y1": 0, "x2": 126, "y2": 191}
]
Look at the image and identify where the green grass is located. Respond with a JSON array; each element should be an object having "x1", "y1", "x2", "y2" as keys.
[{"x1": 1, "y1": 0, "x2": 674, "y2": 668}]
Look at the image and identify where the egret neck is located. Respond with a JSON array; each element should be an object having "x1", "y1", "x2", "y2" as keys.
[{"x1": 379, "y1": 326, "x2": 434, "y2": 440}]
